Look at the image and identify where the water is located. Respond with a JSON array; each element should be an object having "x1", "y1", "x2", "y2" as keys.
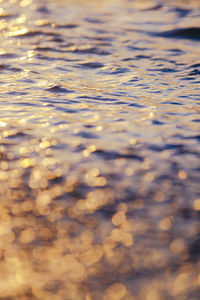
[{"x1": 0, "y1": 0, "x2": 200, "y2": 299}]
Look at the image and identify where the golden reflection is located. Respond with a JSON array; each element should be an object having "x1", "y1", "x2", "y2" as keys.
[
  {"x1": 112, "y1": 211, "x2": 126, "y2": 226},
  {"x1": 16, "y1": 15, "x2": 26, "y2": 24},
  {"x1": 0, "y1": 121, "x2": 6, "y2": 127},
  {"x1": 144, "y1": 172, "x2": 154, "y2": 182},
  {"x1": 159, "y1": 217, "x2": 172, "y2": 231},
  {"x1": 178, "y1": 170, "x2": 187, "y2": 180},
  {"x1": 20, "y1": 0, "x2": 32, "y2": 7},
  {"x1": 170, "y1": 239, "x2": 185, "y2": 254},
  {"x1": 7, "y1": 27, "x2": 29, "y2": 37},
  {"x1": 0, "y1": 0, "x2": 199, "y2": 298},
  {"x1": 104, "y1": 283, "x2": 127, "y2": 300},
  {"x1": 193, "y1": 199, "x2": 200, "y2": 211},
  {"x1": 20, "y1": 158, "x2": 35, "y2": 168}
]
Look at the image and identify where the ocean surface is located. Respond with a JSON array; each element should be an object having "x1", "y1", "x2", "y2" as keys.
[{"x1": 0, "y1": 0, "x2": 200, "y2": 299}]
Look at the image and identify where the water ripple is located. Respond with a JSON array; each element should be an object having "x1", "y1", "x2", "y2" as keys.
[{"x1": 0, "y1": 0, "x2": 200, "y2": 299}]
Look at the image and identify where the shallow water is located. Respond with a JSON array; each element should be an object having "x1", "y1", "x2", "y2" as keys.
[{"x1": 0, "y1": 0, "x2": 200, "y2": 299}]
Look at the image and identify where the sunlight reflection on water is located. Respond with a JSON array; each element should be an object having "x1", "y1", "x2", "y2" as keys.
[{"x1": 0, "y1": 0, "x2": 200, "y2": 299}]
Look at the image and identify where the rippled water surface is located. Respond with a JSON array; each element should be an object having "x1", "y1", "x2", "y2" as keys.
[{"x1": 0, "y1": 0, "x2": 200, "y2": 299}]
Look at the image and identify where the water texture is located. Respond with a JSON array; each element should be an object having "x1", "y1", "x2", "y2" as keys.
[{"x1": 0, "y1": 0, "x2": 200, "y2": 299}]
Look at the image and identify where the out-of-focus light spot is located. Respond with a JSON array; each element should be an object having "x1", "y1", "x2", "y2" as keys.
[
  {"x1": 21, "y1": 200, "x2": 33, "y2": 212},
  {"x1": 20, "y1": 0, "x2": 32, "y2": 7},
  {"x1": 146, "y1": 287, "x2": 161, "y2": 300},
  {"x1": 84, "y1": 190, "x2": 109, "y2": 212},
  {"x1": 96, "y1": 125, "x2": 102, "y2": 131},
  {"x1": 19, "y1": 228, "x2": 35, "y2": 244},
  {"x1": 16, "y1": 15, "x2": 26, "y2": 24},
  {"x1": 96, "y1": 176, "x2": 107, "y2": 186},
  {"x1": 83, "y1": 145, "x2": 97, "y2": 158},
  {"x1": 80, "y1": 245, "x2": 103, "y2": 266},
  {"x1": 173, "y1": 273, "x2": 190, "y2": 295},
  {"x1": 0, "y1": 22, "x2": 7, "y2": 31},
  {"x1": 0, "y1": 224, "x2": 11, "y2": 236},
  {"x1": 159, "y1": 217, "x2": 172, "y2": 231},
  {"x1": 19, "y1": 147, "x2": 28, "y2": 154},
  {"x1": 112, "y1": 211, "x2": 126, "y2": 226},
  {"x1": 33, "y1": 170, "x2": 42, "y2": 180},
  {"x1": 121, "y1": 220, "x2": 132, "y2": 232},
  {"x1": 40, "y1": 140, "x2": 50, "y2": 149},
  {"x1": 104, "y1": 283, "x2": 127, "y2": 300},
  {"x1": 3, "y1": 130, "x2": 17, "y2": 138},
  {"x1": 0, "y1": 161, "x2": 8, "y2": 170},
  {"x1": 20, "y1": 158, "x2": 34, "y2": 168},
  {"x1": 73, "y1": 128, "x2": 80, "y2": 134},
  {"x1": 144, "y1": 172, "x2": 154, "y2": 182},
  {"x1": 26, "y1": 50, "x2": 34, "y2": 58},
  {"x1": 88, "y1": 144, "x2": 96, "y2": 152},
  {"x1": 149, "y1": 111, "x2": 154, "y2": 119},
  {"x1": 110, "y1": 229, "x2": 120, "y2": 242},
  {"x1": 193, "y1": 198, "x2": 200, "y2": 211},
  {"x1": 83, "y1": 149, "x2": 90, "y2": 157},
  {"x1": 197, "y1": 274, "x2": 200, "y2": 286},
  {"x1": 86, "y1": 168, "x2": 100, "y2": 178},
  {"x1": 129, "y1": 138, "x2": 137, "y2": 145},
  {"x1": 14, "y1": 270, "x2": 24, "y2": 285},
  {"x1": 80, "y1": 230, "x2": 94, "y2": 245},
  {"x1": 0, "y1": 171, "x2": 8, "y2": 181},
  {"x1": 0, "y1": 121, "x2": 6, "y2": 127},
  {"x1": 36, "y1": 193, "x2": 51, "y2": 207},
  {"x1": 154, "y1": 191, "x2": 165, "y2": 202},
  {"x1": 124, "y1": 167, "x2": 134, "y2": 176},
  {"x1": 170, "y1": 239, "x2": 185, "y2": 254},
  {"x1": 178, "y1": 170, "x2": 187, "y2": 180},
  {"x1": 86, "y1": 294, "x2": 92, "y2": 300},
  {"x1": 122, "y1": 232, "x2": 133, "y2": 247}
]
